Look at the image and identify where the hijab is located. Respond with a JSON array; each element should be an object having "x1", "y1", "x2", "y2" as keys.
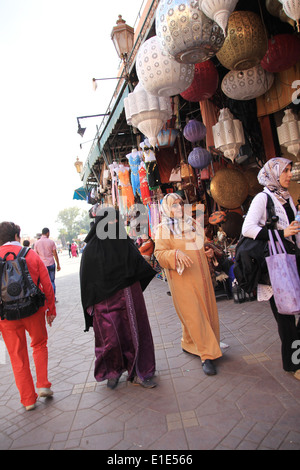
[
  {"x1": 258, "y1": 157, "x2": 292, "y2": 205},
  {"x1": 160, "y1": 193, "x2": 197, "y2": 235},
  {"x1": 79, "y1": 207, "x2": 156, "y2": 331}
]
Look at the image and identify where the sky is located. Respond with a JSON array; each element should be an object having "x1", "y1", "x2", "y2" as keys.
[{"x1": 0, "y1": 0, "x2": 145, "y2": 239}]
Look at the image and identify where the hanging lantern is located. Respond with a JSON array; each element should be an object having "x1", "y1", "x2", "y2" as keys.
[
  {"x1": 277, "y1": 108, "x2": 300, "y2": 158},
  {"x1": 261, "y1": 34, "x2": 300, "y2": 73},
  {"x1": 156, "y1": 0, "x2": 225, "y2": 64},
  {"x1": 291, "y1": 161, "x2": 300, "y2": 182},
  {"x1": 188, "y1": 147, "x2": 212, "y2": 169},
  {"x1": 201, "y1": 0, "x2": 239, "y2": 37},
  {"x1": 136, "y1": 36, "x2": 194, "y2": 97},
  {"x1": 266, "y1": 0, "x2": 295, "y2": 27},
  {"x1": 216, "y1": 11, "x2": 268, "y2": 71},
  {"x1": 124, "y1": 83, "x2": 172, "y2": 148},
  {"x1": 210, "y1": 168, "x2": 249, "y2": 209},
  {"x1": 212, "y1": 108, "x2": 245, "y2": 163},
  {"x1": 221, "y1": 65, "x2": 274, "y2": 101},
  {"x1": 278, "y1": 0, "x2": 300, "y2": 31},
  {"x1": 183, "y1": 120, "x2": 207, "y2": 143},
  {"x1": 180, "y1": 60, "x2": 219, "y2": 102},
  {"x1": 157, "y1": 128, "x2": 179, "y2": 147}
]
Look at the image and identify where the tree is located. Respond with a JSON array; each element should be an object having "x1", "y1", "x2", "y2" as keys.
[{"x1": 56, "y1": 207, "x2": 90, "y2": 245}]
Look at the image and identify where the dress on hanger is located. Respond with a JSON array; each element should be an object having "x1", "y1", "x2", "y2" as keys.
[
  {"x1": 109, "y1": 162, "x2": 120, "y2": 207},
  {"x1": 143, "y1": 149, "x2": 161, "y2": 191},
  {"x1": 118, "y1": 165, "x2": 135, "y2": 209},
  {"x1": 139, "y1": 162, "x2": 151, "y2": 205},
  {"x1": 127, "y1": 150, "x2": 142, "y2": 198}
]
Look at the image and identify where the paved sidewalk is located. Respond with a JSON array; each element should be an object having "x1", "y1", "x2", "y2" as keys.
[{"x1": 0, "y1": 253, "x2": 299, "y2": 450}]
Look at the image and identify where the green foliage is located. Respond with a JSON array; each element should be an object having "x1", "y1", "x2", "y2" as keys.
[{"x1": 56, "y1": 207, "x2": 90, "y2": 245}]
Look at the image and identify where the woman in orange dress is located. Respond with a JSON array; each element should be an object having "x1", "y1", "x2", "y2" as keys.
[{"x1": 154, "y1": 194, "x2": 222, "y2": 376}]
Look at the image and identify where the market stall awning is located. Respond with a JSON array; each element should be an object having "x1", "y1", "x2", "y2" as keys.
[
  {"x1": 82, "y1": 85, "x2": 130, "y2": 185},
  {"x1": 73, "y1": 187, "x2": 88, "y2": 201}
]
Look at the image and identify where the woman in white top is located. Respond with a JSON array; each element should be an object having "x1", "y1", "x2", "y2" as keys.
[{"x1": 242, "y1": 158, "x2": 300, "y2": 380}]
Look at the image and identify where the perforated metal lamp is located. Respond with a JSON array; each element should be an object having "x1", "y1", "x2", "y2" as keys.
[
  {"x1": 111, "y1": 15, "x2": 134, "y2": 61},
  {"x1": 74, "y1": 157, "x2": 83, "y2": 174},
  {"x1": 277, "y1": 109, "x2": 300, "y2": 159}
]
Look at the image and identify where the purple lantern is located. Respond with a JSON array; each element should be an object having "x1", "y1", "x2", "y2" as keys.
[
  {"x1": 188, "y1": 147, "x2": 212, "y2": 170},
  {"x1": 183, "y1": 120, "x2": 207, "y2": 143}
]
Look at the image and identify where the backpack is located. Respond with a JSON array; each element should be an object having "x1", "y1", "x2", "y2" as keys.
[
  {"x1": 233, "y1": 193, "x2": 278, "y2": 294},
  {"x1": 0, "y1": 247, "x2": 45, "y2": 321}
]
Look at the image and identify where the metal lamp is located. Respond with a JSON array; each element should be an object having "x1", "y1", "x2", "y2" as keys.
[
  {"x1": 111, "y1": 15, "x2": 134, "y2": 62},
  {"x1": 277, "y1": 109, "x2": 300, "y2": 159},
  {"x1": 74, "y1": 157, "x2": 83, "y2": 174}
]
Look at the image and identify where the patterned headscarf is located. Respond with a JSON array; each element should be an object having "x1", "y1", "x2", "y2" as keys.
[
  {"x1": 160, "y1": 193, "x2": 195, "y2": 235},
  {"x1": 257, "y1": 157, "x2": 292, "y2": 204}
]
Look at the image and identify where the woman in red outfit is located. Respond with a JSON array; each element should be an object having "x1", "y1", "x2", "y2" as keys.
[{"x1": 0, "y1": 222, "x2": 56, "y2": 411}]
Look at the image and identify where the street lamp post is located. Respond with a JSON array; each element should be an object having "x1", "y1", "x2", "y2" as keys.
[
  {"x1": 111, "y1": 15, "x2": 135, "y2": 91},
  {"x1": 77, "y1": 113, "x2": 110, "y2": 137},
  {"x1": 74, "y1": 157, "x2": 83, "y2": 174}
]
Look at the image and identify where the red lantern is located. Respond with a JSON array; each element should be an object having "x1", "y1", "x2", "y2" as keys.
[
  {"x1": 261, "y1": 34, "x2": 300, "y2": 73},
  {"x1": 180, "y1": 60, "x2": 219, "y2": 102}
]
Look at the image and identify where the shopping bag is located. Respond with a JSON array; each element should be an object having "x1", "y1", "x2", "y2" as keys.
[{"x1": 266, "y1": 230, "x2": 300, "y2": 315}]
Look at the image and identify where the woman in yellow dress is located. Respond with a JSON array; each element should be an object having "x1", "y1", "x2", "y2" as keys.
[{"x1": 154, "y1": 193, "x2": 222, "y2": 375}]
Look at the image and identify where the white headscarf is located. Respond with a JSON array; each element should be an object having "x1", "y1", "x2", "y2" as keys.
[
  {"x1": 257, "y1": 157, "x2": 292, "y2": 205},
  {"x1": 160, "y1": 193, "x2": 195, "y2": 235}
]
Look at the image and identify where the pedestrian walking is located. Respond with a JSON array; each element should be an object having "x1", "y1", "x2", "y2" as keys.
[
  {"x1": 80, "y1": 207, "x2": 157, "y2": 389},
  {"x1": 34, "y1": 228, "x2": 61, "y2": 300},
  {"x1": 242, "y1": 158, "x2": 300, "y2": 379},
  {"x1": 154, "y1": 194, "x2": 222, "y2": 376},
  {"x1": 71, "y1": 242, "x2": 78, "y2": 258},
  {"x1": 0, "y1": 222, "x2": 56, "y2": 410}
]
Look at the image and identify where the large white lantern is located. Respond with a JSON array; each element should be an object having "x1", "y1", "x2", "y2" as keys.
[
  {"x1": 221, "y1": 65, "x2": 274, "y2": 100},
  {"x1": 156, "y1": 0, "x2": 225, "y2": 64},
  {"x1": 201, "y1": 0, "x2": 239, "y2": 36},
  {"x1": 212, "y1": 108, "x2": 245, "y2": 163},
  {"x1": 278, "y1": 0, "x2": 300, "y2": 31},
  {"x1": 277, "y1": 108, "x2": 300, "y2": 158},
  {"x1": 136, "y1": 36, "x2": 194, "y2": 97},
  {"x1": 124, "y1": 83, "x2": 172, "y2": 148}
]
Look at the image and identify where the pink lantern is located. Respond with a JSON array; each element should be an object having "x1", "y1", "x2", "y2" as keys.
[
  {"x1": 188, "y1": 147, "x2": 212, "y2": 169},
  {"x1": 183, "y1": 120, "x2": 207, "y2": 143},
  {"x1": 180, "y1": 61, "x2": 219, "y2": 102}
]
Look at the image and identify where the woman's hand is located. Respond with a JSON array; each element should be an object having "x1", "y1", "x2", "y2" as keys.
[
  {"x1": 46, "y1": 314, "x2": 56, "y2": 327},
  {"x1": 284, "y1": 221, "x2": 300, "y2": 238},
  {"x1": 205, "y1": 248, "x2": 214, "y2": 259},
  {"x1": 176, "y1": 250, "x2": 193, "y2": 268}
]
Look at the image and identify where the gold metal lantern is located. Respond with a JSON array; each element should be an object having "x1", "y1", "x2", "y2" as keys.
[
  {"x1": 216, "y1": 11, "x2": 268, "y2": 71},
  {"x1": 210, "y1": 168, "x2": 249, "y2": 209}
]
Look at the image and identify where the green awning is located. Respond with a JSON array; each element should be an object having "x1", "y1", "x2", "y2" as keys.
[{"x1": 82, "y1": 85, "x2": 130, "y2": 185}]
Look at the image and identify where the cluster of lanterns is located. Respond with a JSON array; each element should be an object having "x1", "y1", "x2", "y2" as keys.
[{"x1": 124, "y1": 0, "x2": 300, "y2": 172}]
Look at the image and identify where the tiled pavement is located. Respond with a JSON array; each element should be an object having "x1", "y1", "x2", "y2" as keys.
[{"x1": 0, "y1": 253, "x2": 299, "y2": 451}]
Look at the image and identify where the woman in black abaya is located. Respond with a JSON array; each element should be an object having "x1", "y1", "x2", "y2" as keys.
[{"x1": 80, "y1": 207, "x2": 157, "y2": 389}]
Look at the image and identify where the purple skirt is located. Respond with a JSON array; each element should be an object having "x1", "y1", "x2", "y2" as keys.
[{"x1": 87, "y1": 281, "x2": 155, "y2": 382}]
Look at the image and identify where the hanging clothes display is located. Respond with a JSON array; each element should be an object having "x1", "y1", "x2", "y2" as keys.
[
  {"x1": 148, "y1": 200, "x2": 161, "y2": 237},
  {"x1": 143, "y1": 149, "x2": 161, "y2": 190},
  {"x1": 109, "y1": 162, "x2": 120, "y2": 207},
  {"x1": 118, "y1": 164, "x2": 135, "y2": 209},
  {"x1": 139, "y1": 162, "x2": 151, "y2": 205},
  {"x1": 126, "y1": 149, "x2": 142, "y2": 198}
]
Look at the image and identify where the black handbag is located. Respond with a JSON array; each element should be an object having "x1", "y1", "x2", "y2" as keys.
[{"x1": 233, "y1": 194, "x2": 278, "y2": 294}]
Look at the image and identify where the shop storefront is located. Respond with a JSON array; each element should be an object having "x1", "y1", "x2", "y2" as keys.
[{"x1": 78, "y1": 0, "x2": 300, "y2": 261}]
